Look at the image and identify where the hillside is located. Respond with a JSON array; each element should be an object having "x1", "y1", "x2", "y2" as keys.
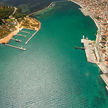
[
  {"x1": 0, "y1": 4, "x2": 25, "y2": 39},
  {"x1": 0, "y1": 4, "x2": 14, "y2": 19},
  {"x1": 0, "y1": 0, "x2": 63, "y2": 14},
  {"x1": 0, "y1": 3, "x2": 40, "y2": 40}
]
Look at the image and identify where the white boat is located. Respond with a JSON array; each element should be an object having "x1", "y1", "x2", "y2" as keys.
[
  {"x1": 83, "y1": 35, "x2": 85, "y2": 39},
  {"x1": 106, "y1": 86, "x2": 108, "y2": 91},
  {"x1": 81, "y1": 35, "x2": 85, "y2": 43}
]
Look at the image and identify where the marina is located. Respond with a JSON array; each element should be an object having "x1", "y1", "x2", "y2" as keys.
[{"x1": 0, "y1": 29, "x2": 39, "y2": 50}]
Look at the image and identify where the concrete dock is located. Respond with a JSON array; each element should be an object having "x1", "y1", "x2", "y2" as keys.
[
  {"x1": 5, "y1": 44, "x2": 26, "y2": 51},
  {"x1": 81, "y1": 39, "x2": 96, "y2": 63},
  {"x1": 101, "y1": 73, "x2": 108, "y2": 87},
  {"x1": 16, "y1": 34, "x2": 26, "y2": 37},
  {"x1": 21, "y1": 30, "x2": 30, "y2": 34},
  {"x1": 25, "y1": 31, "x2": 38, "y2": 45},
  {"x1": 82, "y1": 38, "x2": 108, "y2": 91},
  {"x1": 11, "y1": 38, "x2": 22, "y2": 42},
  {"x1": 97, "y1": 62, "x2": 108, "y2": 73},
  {"x1": 81, "y1": 36, "x2": 108, "y2": 91}
]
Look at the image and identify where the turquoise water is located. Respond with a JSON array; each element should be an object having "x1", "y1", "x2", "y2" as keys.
[
  {"x1": 9, "y1": 28, "x2": 36, "y2": 46},
  {"x1": 0, "y1": 1, "x2": 108, "y2": 108}
]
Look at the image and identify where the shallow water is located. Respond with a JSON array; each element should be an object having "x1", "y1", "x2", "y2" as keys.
[{"x1": 0, "y1": 1, "x2": 108, "y2": 108}]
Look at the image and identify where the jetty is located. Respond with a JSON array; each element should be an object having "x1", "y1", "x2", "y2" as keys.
[
  {"x1": 25, "y1": 31, "x2": 38, "y2": 45},
  {"x1": 97, "y1": 62, "x2": 108, "y2": 73},
  {"x1": 4, "y1": 44, "x2": 26, "y2": 51},
  {"x1": 20, "y1": 30, "x2": 30, "y2": 34},
  {"x1": 16, "y1": 34, "x2": 26, "y2": 37},
  {"x1": 101, "y1": 73, "x2": 108, "y2": 90},
  {"x1": 74, "y1": 46, "x2": 85, "y2": 50},
  {"x1": 81, "y1": 38, "x2": 96, "y2": 63},
  {"x1": 11, "y1": 38, "x2": 22, "y2": 42}
]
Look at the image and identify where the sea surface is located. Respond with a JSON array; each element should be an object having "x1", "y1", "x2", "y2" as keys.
[{"x1": 0, "y1": 1, "x2": 108, "y2": 108}]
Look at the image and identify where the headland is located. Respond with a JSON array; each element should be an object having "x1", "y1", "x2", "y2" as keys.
[{"x1": 0, "y1": 5, "x2": 41, "y2": 45}]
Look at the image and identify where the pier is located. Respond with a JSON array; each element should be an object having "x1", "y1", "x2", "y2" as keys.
[
  {"x1": 74, "y1": 46, "x2": 85, "y2": 50},
  {"x1": 101, "y1": 73, "x2": 108, "y2": 90},
  {"x1": 16, "y1": 34, "x2": 26, "y2": 37},
  {"x1": 25, "y1": 31, "x2": 38, "y2": 45},
  {"x1": 11, "y1": 38, "x2": 22, "y2": 42},
  {"x1": 81, "y1": 38, "x2": 96, "y2": 63},
  {"x1": 20, "y1": 30, "x2": 31, "y2": 34},
  {"x1": 4, "y1": 44, "x2": 26, "y2": 51},
  {"x1": 97, "y1": 62, "x2": 108, "y2": 73}
]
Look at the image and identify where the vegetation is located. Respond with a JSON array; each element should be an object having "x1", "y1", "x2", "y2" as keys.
[
  {"x1": 0, "y1": 0, "x2": 51, "y2": 13},
  {"x1": 0, "y1": 0, "x2": 63, "y2": 14},
  {"x1": 13, "y1": 8, "x2": 26, "y2": 19},
  {"x1": 21, "y1": 16, "x2": 40, "y2": 30},
  {"x1": 95, "y1": 16, "x2": 101, "y2": 20},
  {"x1": 0, "y1": 4, "x2": 19, "y2": 39},
  {"x1": 0, "y1": 4, "x2": 14, "y2": 19},
  {"x1": 0, "y1": 3, "x2": 40, "y2": 40},
  {"x1": 0, "y1": 28, "x2": 10, "y2": 39}
]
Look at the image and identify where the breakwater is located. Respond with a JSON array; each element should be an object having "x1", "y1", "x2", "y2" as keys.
[{"x1": 25, "y1": 31, "x2": 38, "y2": 45}]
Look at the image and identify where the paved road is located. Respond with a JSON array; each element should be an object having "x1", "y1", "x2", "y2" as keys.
[{"x1": 9, "y1": 7, "x2": 17, "y2": 18}]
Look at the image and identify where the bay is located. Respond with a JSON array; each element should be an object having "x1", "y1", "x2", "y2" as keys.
[{"x1": 0, "y1": 1, "x2": 108, "y2": 108}]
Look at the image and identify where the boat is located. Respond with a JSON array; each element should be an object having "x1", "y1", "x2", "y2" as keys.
[
  {"x1": 106, "y1": 86, "x2": 108, "y2": 91},
  {"x1": 74, "y1": 46, "x2": 85, "y2": 50},
  {"x1": 81, "y1": 35, "x2": 85, "y2": 43}
]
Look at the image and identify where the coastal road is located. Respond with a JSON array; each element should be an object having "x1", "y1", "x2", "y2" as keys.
[{"x1": 9, "y1": 7, "x2": 17, "y2": 18}]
